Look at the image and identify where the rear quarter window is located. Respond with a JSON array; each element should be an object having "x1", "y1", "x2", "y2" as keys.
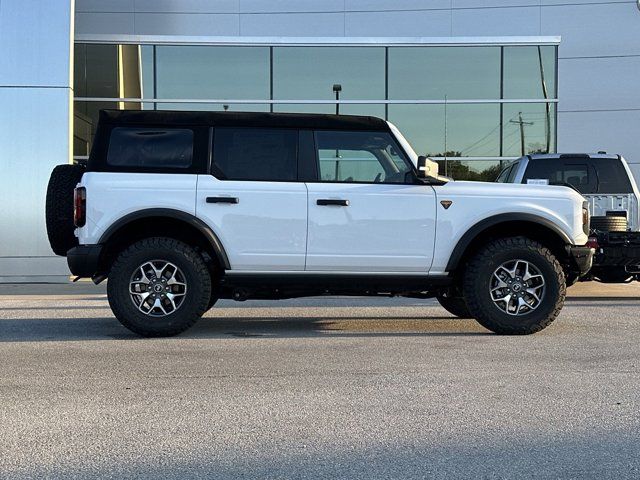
[{"x1": 107, "y1": 127, "x2": 194, "y2": 169}]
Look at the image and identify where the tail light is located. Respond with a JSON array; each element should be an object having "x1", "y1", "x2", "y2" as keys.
[
  {"x1": 74, "y1": 186, "x2": 86, "y2": 227},
  {"x1": 586, "y1": 236, "x2": 599, "y2": 250}
]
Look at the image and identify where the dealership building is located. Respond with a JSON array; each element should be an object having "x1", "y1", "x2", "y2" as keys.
[{"x1": 1, "y1": 0, "x2": 639, "y2": 282}]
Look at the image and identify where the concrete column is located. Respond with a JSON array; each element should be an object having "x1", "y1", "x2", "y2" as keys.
[{"x1": 0, "y1": 0, "x2": 74, "y2": 282}]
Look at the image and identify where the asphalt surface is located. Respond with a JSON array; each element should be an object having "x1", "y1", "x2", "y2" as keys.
[{"x1": 0, "y1": 282, "x2": 639, "y2": 479}]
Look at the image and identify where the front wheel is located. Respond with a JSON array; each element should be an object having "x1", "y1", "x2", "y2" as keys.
[
  {"x1": 107, "y1": 237, "x2": 212, "y2": 337},
  {"x1": 463, "y1": 237, "x2": 566, "y2": 335}
]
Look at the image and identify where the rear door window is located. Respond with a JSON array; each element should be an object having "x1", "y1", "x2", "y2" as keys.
[
  {"x1": 212, "y1": 128, "x2": 298, "y2": 181},
  {"x1": 107, "y1": 127, "x2": 193, "y2": 168}
]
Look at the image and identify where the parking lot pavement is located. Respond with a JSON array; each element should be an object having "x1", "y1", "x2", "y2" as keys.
[{"x1": 0, "y1": 282, "x2": 639, "y2": 479}]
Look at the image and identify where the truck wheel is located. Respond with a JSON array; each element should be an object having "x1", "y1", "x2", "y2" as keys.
[
  {"x1": 436, "y1": 295, "x2": 471, "y2": 318},
  {"x1": 45, "y1": 163, "x2": 85, "y2": 256},
  {"x1": 464, "y1": 237, "x2": 565, "y2": 335},
  {"x1": 107, "y1": 237, "x2": 212, "y2": 337}
]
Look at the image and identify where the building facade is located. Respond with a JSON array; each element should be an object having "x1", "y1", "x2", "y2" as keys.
[{"x1": 1, "y1": 0, "x2": 639, "y2": 281}]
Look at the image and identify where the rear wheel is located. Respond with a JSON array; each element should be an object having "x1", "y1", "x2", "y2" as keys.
[
  {"x1": 436, "y1": 295, "x2": 471, "y2": 318},
  {"x1": 107, "y1": 237, "x2": 211, "y2": 337},
  {"x1": 464, "y1": 237, "x2": 566, "y2": 335}
]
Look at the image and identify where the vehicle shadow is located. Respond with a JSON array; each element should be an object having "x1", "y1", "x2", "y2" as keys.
[{"x1": 0, "y1": 314, "x2": 489, "y2": 343}]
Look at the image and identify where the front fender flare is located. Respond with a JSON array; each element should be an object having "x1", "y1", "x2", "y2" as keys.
[{"x1": 445, "y1": 213, "x2": 572, "y2": 272}]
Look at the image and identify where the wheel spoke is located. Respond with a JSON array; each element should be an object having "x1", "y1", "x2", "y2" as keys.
[
  {"x1": 128, "y1": 260, "x2": 188, "y2": 318},
  {"x1": 489, "y1": 259, "x2": 546, "y2": 316}
]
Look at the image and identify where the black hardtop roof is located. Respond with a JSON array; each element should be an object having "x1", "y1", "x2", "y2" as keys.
[{"x1": 99, "y1": 109, "x2": 390, "y2": 131}]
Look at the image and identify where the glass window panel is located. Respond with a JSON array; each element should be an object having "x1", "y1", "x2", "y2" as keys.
[
  {"x1": 388, "y1": 47, "x2": 501, "y2": 100},
  {"x1": 107, "y1": 127, "x2": 193, "y2": 168},
  {"x1": 502, "y1": 103, "x2": 556, "y2": 156},
  {"x1": 155, "y1": 46, "x2": 270, "y2": 100},
  {"x1": 437, "y1": 160, "x2": 503, "y2": 181},
  {"x1": 503, "y1": 46, "x2": 556, "y2": 99},
  {"x1": 75, "y1": 44, "x2": 153, "y2": 101},
  {"x1": 315, "y1": 131, "x2": 412, "y2": 184},
  {"x1": 74, "y1": 43, "x2": 119, "y2": 98},
  {"x1": 388, "y1": 104, "x2": 500, "y2": 157},
  {"x1": 213, "y1": 128, "x2": 298, "y2": 182},
  {"x1": 140, "y1": 45, "x2": 154, "y2": 99},
  {"x1": 273, "y1": 47, "x2": 385, "y2": 101}
]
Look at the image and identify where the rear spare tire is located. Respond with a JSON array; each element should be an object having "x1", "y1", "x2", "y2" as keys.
[
  {"x1": 463, "y1": 237, "x2": 566, "y2": 335},
  {"x1": 590, "y1": 215, "x2": 628, "y2": 232},
  {"x1": 45, "y1": 164, "x2": 85, "y2": 256}
]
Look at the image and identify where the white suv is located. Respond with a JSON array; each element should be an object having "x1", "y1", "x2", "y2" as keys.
[{"x1": 46, "y1": 110, "x2": 592, "y2": 337}]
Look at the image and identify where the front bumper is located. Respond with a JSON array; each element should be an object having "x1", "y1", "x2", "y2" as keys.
[
  {"x1": 567, "y1": 245, "x2": 594, "y2": 277},
  {"x1": 67, "y1": 244, "x2": 103, "y2": 278}
]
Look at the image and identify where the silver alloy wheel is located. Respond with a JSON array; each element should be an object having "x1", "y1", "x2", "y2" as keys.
[
  {"x1": 490, "y1": 259, "x2": 546, "y2": 316},
  {"x1": 129, "y1": 260, "x2": 187, "y2": 317}
]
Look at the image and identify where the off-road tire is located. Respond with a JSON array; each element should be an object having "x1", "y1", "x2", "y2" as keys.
[
  {"x1": 463, "y1": 237, "x2": 566, "y2": 335},
  {"x1": 45, "y1": 163, "x2": 85, "y2": 256},
  {"x1": 108, "y1": 237, "x2": 212, "y2": 337},
  {"x1": 436, "y1": 295, "x2": 471, "y2": 318}
]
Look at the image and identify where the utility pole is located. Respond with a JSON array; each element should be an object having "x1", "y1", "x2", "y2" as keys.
[{"x1": 510, "y1": 112, "x2": 533, "y2": 156}]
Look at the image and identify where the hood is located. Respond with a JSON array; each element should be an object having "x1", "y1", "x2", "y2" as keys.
[{"x1": 436, "y1": 180, "x2": 585, "y2": 202}]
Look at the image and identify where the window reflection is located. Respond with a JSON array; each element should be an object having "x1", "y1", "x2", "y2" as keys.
[
  {"x1": 155, "y1": 46, "x2": 270, "y2": 100},
  {"x1": 273, "y1": 47, "x2": 385, "y2": 101},
  {"x1": 503, "y1": 46, "x2": 556, "y2": 99},
  {"x1": 388, "y1": 47, "x2": 500, "y2": 100},
  {"x1": 502, "y1": 103, "x2": 556, "y2": 156},
  {"x1": 388, "y1": 104, "x2": 500, "y2": 157},
  {"x1": 73, "y1": 42, "x2": 558, "y2": 181}
]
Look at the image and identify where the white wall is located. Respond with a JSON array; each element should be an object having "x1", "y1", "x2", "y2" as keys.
[{"x1": 0, "y1": 0, "x2": 74, "y2": 282}]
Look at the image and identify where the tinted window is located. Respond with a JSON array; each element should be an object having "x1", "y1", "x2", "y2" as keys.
[
  {"x1": 507, "y1": 161, "x2": 520, "y2": 182},
  {"x1": 213, "y1": 128, "x2": 297, "y2": 181},
  {"x1": 523, "y1": 160, "x2": 589, "y2": 190},
  {"x1": 315, "y1": 131, "x2": 412, "y2": 184},
  {"x1": 523, "y1": 158, "x2": 633, "y2": 194},
  {"x1": 495, "y1": 165, "x2": 512, "y2": 183},
  {"x1": 591, "y1": 158, "x2": 633, "y2": 194},
  {"x1": 107, "y1": 127, "x2": 193, "y2": 168}
]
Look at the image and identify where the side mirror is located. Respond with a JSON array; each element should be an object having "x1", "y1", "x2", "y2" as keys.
[{"x1": 417, "y1": 156, "x2": 439, "y2": 179}]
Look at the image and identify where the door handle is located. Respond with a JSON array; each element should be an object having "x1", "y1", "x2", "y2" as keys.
[
  {"x1": 206, "y1": 196, "x2": 239, "y2": 204},
  {"x1": 317, "y1": 199, "x2": 349, "y2": 206}
]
